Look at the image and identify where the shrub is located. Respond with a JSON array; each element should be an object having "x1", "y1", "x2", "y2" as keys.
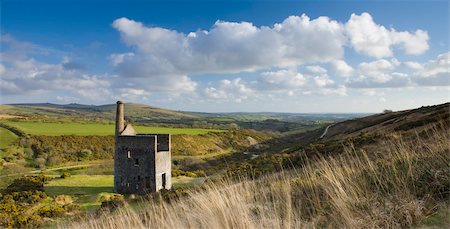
[
  {"x1": 60, "y1": 171, "x2": 71, "y2": 179},
  {"x1": 77, "y1": 149, "x2": 92, "y2": 161},
  {"x1": 55, "y1": 195, "x2": 73, "y2": 205},
  {"x1": 172, "y1": 169, "x2": 198, "y2": 177},
  {"x1": 47, "y1": 155, "x2": 62, "y2": 166},
  {"x1": 99, "y1": 195, "x2": 125, "y2": 213},
  {"x1": 192, "y1": 169, "x2": 206, "y2": 177},
  {"x1": 33, "y1": 157, "x2": 46, "y2": 169},
  {"x1": 3, "y1": 176, "x2": 44, "y2": 193},
  {"x1": 38, "y1": 204, "x2": 65, "y2": 218}
]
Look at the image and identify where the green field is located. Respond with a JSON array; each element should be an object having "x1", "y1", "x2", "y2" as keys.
[
  {"x1": 3, "y1": 121, "x2": 224, "y2": 136},
  {"x1": 46, "y1": 175, "x2": 114, "y2": 209},
  {"x1": 45, "y1": 174, "x2": 204, "y2": 210},
  {"x1": 0, "y1": 127, "x2": 17, "y2": 148}
]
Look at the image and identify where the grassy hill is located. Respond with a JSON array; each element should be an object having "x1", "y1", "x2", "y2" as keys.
[
  {"x1": 320, "y1": 102, "x2": 449, "y2": 140},
  {"x1": 1, "y1": 103, "x2": 200, "y2": 121},
  {"x1": 264, "y1": 103, "x2": 449, "y2": 150},
  {"x1": 2, "y1": 121, "x2": 223, "y2": 136}
]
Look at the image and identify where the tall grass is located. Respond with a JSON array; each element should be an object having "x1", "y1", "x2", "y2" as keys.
[{"x1": 61, "y1": 127, "x2": 449, "y2": 228}]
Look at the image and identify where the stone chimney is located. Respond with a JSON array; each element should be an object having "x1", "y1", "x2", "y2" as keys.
[{"x1": 115, "y1": 101, "x2": 125, "y2": 137}]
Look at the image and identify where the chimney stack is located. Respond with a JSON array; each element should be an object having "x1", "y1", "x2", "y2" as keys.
[{"x1": 115, "y1": 101, "x2": 124, "y2": 137}]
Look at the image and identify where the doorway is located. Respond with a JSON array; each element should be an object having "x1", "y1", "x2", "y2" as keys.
[{"x1": 162, "y1": 173, "x2": 166, "y2": 189}]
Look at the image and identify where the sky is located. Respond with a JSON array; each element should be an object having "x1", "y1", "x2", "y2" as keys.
[{"x1": 1, "y1": 0, "x2": 449, "y2": 113}]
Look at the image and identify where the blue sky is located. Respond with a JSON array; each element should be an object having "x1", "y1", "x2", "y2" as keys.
[{"x1": 1, "y1": 0, "x2": 449, "y2": 112}]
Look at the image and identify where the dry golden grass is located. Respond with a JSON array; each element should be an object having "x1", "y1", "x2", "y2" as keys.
[
  {"x1": 60, "y1": 127, "x2": 449, "y2": 229},
  {"x1": 0, "y1": 114, "x2": 24, "y2": 119}
]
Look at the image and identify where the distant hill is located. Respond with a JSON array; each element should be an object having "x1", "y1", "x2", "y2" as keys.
[
  {"x1": 0, "y1": 102, "x2": 201, "y2": 121},
  {"x1": 0, "y1": 103, "x2": 369, "y2": 127}
]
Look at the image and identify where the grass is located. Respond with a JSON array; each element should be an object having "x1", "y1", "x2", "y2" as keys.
[
  {"x1": 45, "y1": 174, "x2": 205, "y2": 211},
  {"x1": 46, "y1": 175, "x2": 114, "y2": 210},
  {"x1": 2, "y1": 121, "x2": 224, "y2": 136},
  {"x1": 172, "y1": 176, "x2": 206, "y2": 188},
  {"x1": 60, "y1": 127, "x2": 449, "y2": 228},
  {"x1": 0, "y1": 126, "x2": 17, "y2": 149}
]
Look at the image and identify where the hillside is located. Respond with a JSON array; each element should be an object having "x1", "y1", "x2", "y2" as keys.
[
  {"x1": 1, "y1": 103, "x2": 200, "y2": 121},
  {"x1": 320, "y1": 102, "x2": 449, "y2": 140},
  {"x1": 266, "y1": 103, "x2": 449, "y2": 148}
]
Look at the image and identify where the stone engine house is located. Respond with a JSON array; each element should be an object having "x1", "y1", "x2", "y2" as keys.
[{"x1": 114, "y1": 101, "x2": 172, "y2": 194}]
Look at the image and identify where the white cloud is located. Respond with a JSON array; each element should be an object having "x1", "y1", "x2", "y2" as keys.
[
  {"x1": 404, "y1": 61, "x2": 423, "y2": 70},
  {"x1": 414, "y1": 52, "x2": 450, "y2": 86},
  {"x1": 347, "y1": 52, "x2": 450, "y2": 88},
  {"x1": 345, "y1": 12, "x2": 429, "y2": 58},
  {"x1": 109, "y1": 13, "x2": 430, "y2": 98},
  {"x1": 56, "y1": 96, "x2": 80, "y2": 102},
  {"x1": 314, "y1": 75, "x2": 334, "y2": 87},
  {"x1": 117, "y1": 88, "x2": 151, "y2": 101},
  {"x1": 0, "y1": 36, "x2": 112, "y2": 100},
  {"x1": 109, "y1": 53, "x2": 135, "y2": 66},
  {"x1": 204, "y1": 78, "x2": 254, "y2": 102},
  {"x1": 258, "y1": 69, "x2": 306, "y2": 90},
  {"x1": 0, "y1": 79, "x2": 21, "y2": 95},
  {"x1": 347, "y1": 58, "x2": 412, "y2": 88},
  {"x1": 111, "y1": 15, "x2": 346, "y2": 77},
  {"x1": 391, "y1": 29, "x2": 429, "y2": 55},
  {"x1": 319, "y1": 85, "x2": 347, "y2": 96},
  {"x1": 306, "y1": 65, "x2": 327, "y2": 74},
  {"x1": 358, "y1": 59, "x2": 397, "y2": 83},
  {"x1": 331, "y1": 60, "x2": 354, "y2": 77}
]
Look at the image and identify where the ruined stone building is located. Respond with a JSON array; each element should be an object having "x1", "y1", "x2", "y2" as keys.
[{"x1": 114, "y1": 101, "x2": 171, "y2": 194}]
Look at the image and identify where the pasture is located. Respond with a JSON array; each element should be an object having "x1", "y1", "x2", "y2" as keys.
[
  {"x1": 45, "y1": 174, "x2": 204, "y2": 210},
  {"x1": 0, "y1": 127, "x2": 17, "y2": 148},
  {"x1": 2, "y1": 121, "x2": 224, "y2": 136}
]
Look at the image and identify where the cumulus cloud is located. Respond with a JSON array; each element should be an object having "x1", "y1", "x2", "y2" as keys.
[
  {"x1": 306, "y1": 66, "x2": 327, "y2": 74},
  {"x1": 116, "y1": 88, "x2": 151, "y2": 101},
  {"x1": 109, "y1": 12, "x2": 430, "y2": 97},
  {"x1": 110, "y1": 14, "x2": 348, "y2": 93},
  {"x1": 0, "y1": 36, "x2": 112, "y2": 101},
  {"x1": 414, "y1": 52, "x2": 450, "y2": 86},
  {"x1": 314, "y1": 75, "x2": 335, "y2": 87},
  {"x1": 404, "y1": 61, "x2": 423, "y2": 70},
  {"x1": 204, "y1": 78, "x2": 254, "y2": 102},
  {"x1": 345, "y1": 13, "x2": 429, "y2": 58},
  {"x1": 112, "y1": 15, "x2": 346, "y2": 76},
  {"x1": 347, "y1": 53, "x2": 450, "y2": 88},
  {"x1": 258, "y1": 69, "x2": 306, "y2": 90},
  {"x1": 330, "y1": 60, "x2": 354, "y2": 77},
  {"x1": 346, "y1": 58, "x2": 411, "y2": 88},
  {"x1": 250, "y1": 68, "x2": 346, "y2": 99}
]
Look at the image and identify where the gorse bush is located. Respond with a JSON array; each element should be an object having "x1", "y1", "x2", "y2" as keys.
[
  {"x1": 61, "y1": 127, "x2": 449, "y2": 228},
  {"x1": 3, "y1": 176, "x2": 45, "y2": 193},
  {"x1": 0, "y1": 176, "x2": 79, "y2": 228}
]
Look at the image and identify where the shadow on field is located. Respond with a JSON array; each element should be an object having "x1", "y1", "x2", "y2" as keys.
[{"x1": 45, "y1": 186, "x2": 114, "y2": 203}]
